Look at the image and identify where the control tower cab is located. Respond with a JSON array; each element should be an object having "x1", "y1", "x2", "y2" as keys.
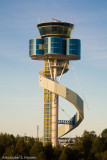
[{"x1": 29, "y1": 21, "x2": 81, "y2": 61}]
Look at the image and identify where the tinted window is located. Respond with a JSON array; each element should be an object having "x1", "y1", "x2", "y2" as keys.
[
  {"x1": 58, "y1": 26, "x2": 63, "y2": 34},
  {"x1": 45, "y1": 26, "x2": 52, "y2": 34},
  {"x1": 63, "y1": 26, "x2": 68, "y2": 35},
  {"x1": 52, "y1": 26, "x2": 58, "y2": 34}
]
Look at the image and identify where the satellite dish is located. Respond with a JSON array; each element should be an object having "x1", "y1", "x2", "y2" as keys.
[{"x1": 50, "y1": 18, "x2": 61, "y2": 22}]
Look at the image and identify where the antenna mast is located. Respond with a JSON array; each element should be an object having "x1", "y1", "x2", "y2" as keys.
[{"x1": 37, "y1": 125, "x2": 39, "y2": 139}]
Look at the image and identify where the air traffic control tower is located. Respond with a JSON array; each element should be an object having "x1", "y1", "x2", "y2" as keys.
[{"x1": 29, "y1": 19, "x2": 84, "y2": 146}]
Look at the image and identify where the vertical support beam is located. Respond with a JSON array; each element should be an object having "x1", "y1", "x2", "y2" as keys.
[
  {"x1": 48, "y1": 59, "x2": 53, "y2": 79},
  {"x1": 43, "y1": 61, "x2": 52, "y2": 146},
  {"x1": 52, "y1": 59, "x2": 58, "y2": 146},
  {"x1": 37, "y1": 125, "x2": 39, "y2": 139},
  {"x1": 58, "y1": 61, "x2": 68, "y2": 83}
]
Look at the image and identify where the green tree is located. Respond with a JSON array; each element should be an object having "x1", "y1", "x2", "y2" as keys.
[
  {"x1": 30, "y1": 141, "x2": 43, "y2": 157},
  {"x1": 82, "y1": 131, "x2": 93, "y2": 160},
  {"x1": 37, "y1": 151, "x2": 46, "y2": 160},
  {"x1": 73, "y1": 136, "x2": 83, "y2": 151},
  {"x1": 101, "y1": 129, "x2": 107, "y2": 138},
  {"x1": 91, "y1": 137, "x2": 103, "y2": 153},
  {"x1": 15, "y1": 138, "x2": 29, "y2": 156},
  {"x1": 102, "y1": 151, "x2": 107, "y2": 160},
  {"x1": 87, "y1": 152, "x2": 97, "y2": 160},
  {"x1": 103, "y1": 137, "x2": 107, "y2": 151},
  {"x1": 0, "y1": 133, "x2": 16, "y2": 156},
  {"x1": 95, "y1": 153, "x2": 102, "y2": 160},
  {"x1": 71, "y1": 148, "x2": 79, "y2": 160},
  {"x1": 53, "y1": 145, "x2": 62, "y2": 160},
  {"x1": 3, "y1": 145, "x2": 15, "y2": 156},
  {"x1": 59, "y1": 148, "x2": 67, "y2": 160},
  {"x1": 43, "y1": 143, "x2": 53, "y2": 160}
]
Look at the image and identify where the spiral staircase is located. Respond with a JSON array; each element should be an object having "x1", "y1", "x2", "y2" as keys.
[{"x1": 39, "y1": 61, "x2": 84, "y2": 139}]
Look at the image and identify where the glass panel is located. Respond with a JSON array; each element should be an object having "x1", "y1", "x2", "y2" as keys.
[
  {"x1": 45, "y1": 26, "x2": 52, "y2": 35},
  {"x1": 45, "y1": 93, "x2": 51, "y2": 96},
  {"x1": 69, "y1": 44, "x2": 80, "y2": 50},
  {"x1": 45, "y1": 75, "x2": 51, "y2": 78},
  {"x1": 41, "y1": 27, "x2": 46, "y2": 35},
  {"x1": 36, "y1": 39, "x2": 43, "y2": 44},
  {"x1": 44, "y1": 38, "x2": 48, "y2": 44},
  {"x1": 45, "y1": 67, "x2": 50, "y2": 70},
  {"x1": 44, "y1": 119, "x2": 51, "y2": 122},
  {"x1": 44, "y1": 104, "x2": 51, "y2": 107},
  {"x1": 39, "y1": 28, "x2": 43, "y2": 35},
  {"x1": 63, "y1": 26, "x2": 68, "y2": 35},
  {"x1": 44, "y1": 130, "x2": 51, "y2": 133},
  {"x1": 51, "y1": 43, "x2": 60, "y2": 48},
  {"x1": 44, "y1": 108, "x2": 51, "y2": 111},
  {"x1": 44, "y1": 127, "x2": 51, "y2": 130},
  {"x1": 45, "y1": 100, "x2": 51, "y2": 103},
  {"x1": 51, "y1": 47, "x2": 62, "y2": 53},
  {"x1": 44, "y1": 134, "x2": 51, "y2": 137},
  {"x1": 44, "y1": 123, "x2": 51, "y2": 126},
  {"x1": 36, "y1": 50, "x2": 44, "y2": 55},
  {"x1": 29, "y1": 50, "x2": 36, "y2": 55},
  {"x1": 45, "y1": 89, "x2": 50, "y2": 92},
  {"x1": 45, "y1": 97, "x2": 51, "y2": 100},
  {"x1": 45, "y1": 63, "x2": 49, "y2": 66},
  {"x1": 67, "y1": 27, "x2": 72, "y2": 37},
  {"x1": 58, "y1": 26, "x2": 63, "y2": 34},
  {"x1": 44, "y1": 115, "x2": 51, "y2": 118},
  {"x1": 51, "y1": 37, "x2": 62, "y2": 42},
  {"x1": 44, "y1": 44, "x2": 48, "y2": 49},
  {"x1": 44, "y1": 49, "x2": 48, "y2": 54},
  {"x1": 52, "y1": 26, "x2": 58, "y2": 34},
  {"x1": 45, "y1": 71, "x2": 50, "y2": 73},
  {"x1": 44, "y1": 112, "x2": 51, "y2": 115},
  {"x1": 36, "y1": 45, "x2": 39, "y2": 50},
  {"x1": 29, "y1": 39, "x2": 36, "y2": 44},
  {"x1": 29, "y1": 45, "x2": 36, "y2": 50},
  {"x1": 44, "y1": 138, "x2": 51, "y2": 141}
]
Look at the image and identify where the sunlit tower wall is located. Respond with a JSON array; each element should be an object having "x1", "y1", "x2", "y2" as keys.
[{"x1": 29, "y1": 20, "x2": 84, "y2": 146}]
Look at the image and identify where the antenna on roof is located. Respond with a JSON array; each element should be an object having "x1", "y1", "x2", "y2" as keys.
[
  {"x1": 71, "y1": 16, "x2": 73, "y2": 23},
  {"x1": 50, "y1": 18, "x2": 61, "y2": 22},
  {"x1": 62, "y1": 14, "x2": 65, "y2": 22},
  {"x1": 38, "y1": 15, "x2": 40, "y2": 24}
]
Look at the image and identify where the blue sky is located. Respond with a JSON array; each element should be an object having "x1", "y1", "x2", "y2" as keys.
[{"x1": 0, "y1": 0, "x2": 107, "y2": 138}]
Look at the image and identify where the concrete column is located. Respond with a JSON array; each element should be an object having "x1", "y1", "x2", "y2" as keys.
[{"x1": 52, "y1": 59, "x2": 58, "y2": 146}]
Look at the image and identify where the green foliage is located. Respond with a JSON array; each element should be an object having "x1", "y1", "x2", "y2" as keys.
[
  {"x1": 36, "y1": 151, "x2": 46, "y2": 160},
  {"x1": 101, "y1": 128, "x2": 107, "y2": 138},
  {"x1": 73, "y1": 136, "x2": 83, "y2": 151},
  {"x1": 102, "y1": 150, "x2": 107, "y2": 160},
  {"x1": 0, "y1": 129, "x2": 107, "y2": 160},
  {"x1": 95, "y1": 153, "x2": 102, "y2": 160},
  {"x1": 0, "y1": 133, "x2": 16, "y2": 156},
  {"x1": 82, "y1": 136, "x2": 92, "y2": 159},
  {"x1": 43, "y1": 142, "x2": 54, "y2": 160},
  {"x1": 30, "y1": 141, "x2": 43, "y2": 157},
  {"x1": 3, "y1": 145, "x2": 15, "y2": 156},
  {"x1": 91, "y1": 137, "x2": 103, "y2": 153},
  {"x1": 87, "y1": 152, "x2": 97, "y2": 160},
  {"x1": 15, "y1": 138, "x2": 29, "y2": 156},
  {"x1": 59, "y1": 148, "x2": 67, "y2": 160},
  {"x1": 53, "y1": 146, "x2": 62, "y2": 160}
]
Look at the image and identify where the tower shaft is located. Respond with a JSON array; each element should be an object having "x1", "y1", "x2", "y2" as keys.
[
  {"x1": 52, "y1": 60, "x2": 58, "y2": 146},
  {"x1": 43, "y1": 59, "x2": 59, "y2": 146}
]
